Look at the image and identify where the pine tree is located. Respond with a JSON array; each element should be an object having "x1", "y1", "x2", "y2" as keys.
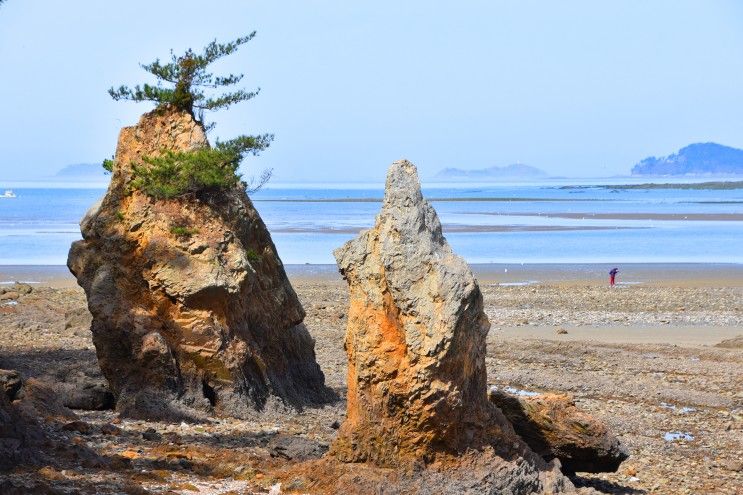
[
  {"x1": 109, "y1": 33, "x2": 261, "y2": 117},
  {"x1": 107, "y1": 34, "x2": 273, "y2": 196}
]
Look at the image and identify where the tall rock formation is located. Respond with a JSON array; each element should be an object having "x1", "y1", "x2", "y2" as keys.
[
  {"x1": 68, "y1": 107, "x2": 333, "y2": 419},
  {"x1": 329, "y1": 160, "x2": 572, "y2": 493}
]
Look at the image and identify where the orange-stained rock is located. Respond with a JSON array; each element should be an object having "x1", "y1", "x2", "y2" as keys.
[
  {"x1": 328, "y1": 160, "x2": 574, "y2": 493},
  {"x1": 489, "y1": 388, "x2": 629, "y2": 474},
  {"x1": 68, "y1": 107, "x2": 333, "y2": 420}
]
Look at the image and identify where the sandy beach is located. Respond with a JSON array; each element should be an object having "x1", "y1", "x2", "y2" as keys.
[{"x1": 0, "y1": 264, "x2": 741, "y2": 494}]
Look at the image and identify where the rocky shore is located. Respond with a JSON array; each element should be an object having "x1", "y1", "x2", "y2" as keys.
[{"x1": 0, "y1": 278, "x2": 740, "y2": 494}]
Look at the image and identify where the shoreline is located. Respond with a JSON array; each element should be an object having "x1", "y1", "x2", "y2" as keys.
[{"x1": 3, "y1": 262, "x2": 743, "y2": 288}]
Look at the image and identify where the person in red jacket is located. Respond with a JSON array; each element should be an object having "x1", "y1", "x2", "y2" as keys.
[{"x1": 609, "y1": 267, "x2": 619, "y2": 287}]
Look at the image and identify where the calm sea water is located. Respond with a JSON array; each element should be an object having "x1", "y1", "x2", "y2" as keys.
[{"x1": 1, "y1": 181, "x2": 742, "y2": 265}]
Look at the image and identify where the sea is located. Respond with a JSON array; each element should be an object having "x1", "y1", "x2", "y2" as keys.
[{"x1": 1, "y1": 178, "x2": 742, "y2": 266}]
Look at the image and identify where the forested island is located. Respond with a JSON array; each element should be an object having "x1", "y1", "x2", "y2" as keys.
[{"x1": 632, "y1": 142, "x2": 743, "y2": 176}]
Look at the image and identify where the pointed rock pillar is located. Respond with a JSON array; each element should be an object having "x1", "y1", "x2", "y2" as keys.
[
  {"x1": 332, "y1": 160, "x2": 512, "y2": 464},
  {"x1": 281, "y1": 160, "x2": 574, "y2": 494}
]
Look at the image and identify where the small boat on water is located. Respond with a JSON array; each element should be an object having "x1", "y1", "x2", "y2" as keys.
[{"x1": 1, "y1": 190, "x2": 16, "y2": 198}]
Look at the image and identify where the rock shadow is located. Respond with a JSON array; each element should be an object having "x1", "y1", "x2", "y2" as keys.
[
  {"x1": 571, "y1": 475, "x2": 648, "y2": 494},
  {"x1": 0, "y1": 348, "x2": 114, "y2": 411}
]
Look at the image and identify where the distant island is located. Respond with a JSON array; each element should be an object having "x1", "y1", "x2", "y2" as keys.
[
  {"x1": 436, "y1": 163, "x2": 547, "y2": 180},
  {"x1": 632, "y1": 143, "x2": 743, "y2": 176},
  {"x1": 54, "y1": 163, "x2": 108, "y2": 180}
]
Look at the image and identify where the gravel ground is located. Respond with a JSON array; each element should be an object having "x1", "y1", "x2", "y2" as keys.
[{"x1": 0, "y1": 280, "x2": 741, "y2": 494}]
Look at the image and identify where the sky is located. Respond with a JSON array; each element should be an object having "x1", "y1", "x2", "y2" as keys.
[{"x1": 1, "y1": 1, "x2": 742, "y2": 182}]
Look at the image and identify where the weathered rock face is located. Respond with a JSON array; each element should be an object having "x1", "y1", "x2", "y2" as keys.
[
  {"x1": 332, "y1": 159, "x2": 495, "y2": 463},
  {"x1": 490, "y1": 389, "x2": 628, "y2": 474},
  {"x1": 330, "y1": 160, "x2": 573, "y2": 493},
  {"x1": 68, "y1": 107, "x2": 333, "y2": 419}
]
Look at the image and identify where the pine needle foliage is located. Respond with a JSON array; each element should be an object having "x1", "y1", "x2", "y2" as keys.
[
  {"x1": 102, "y1": 157, "x2": 114, "y2": 173},
  {"x1": 130, "y1": 136, "x2": 272, "y2": 199},
  {"x1": 107, "y1": 34, "x2": 274, "y2": 197},
  {"x1": 109, "y1": 34, "x2": 260, "y2": 115}
]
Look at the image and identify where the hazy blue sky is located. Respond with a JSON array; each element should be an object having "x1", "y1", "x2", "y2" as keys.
[{"x1": 1, "y1": 1, "x2": 742, "y2": 182}]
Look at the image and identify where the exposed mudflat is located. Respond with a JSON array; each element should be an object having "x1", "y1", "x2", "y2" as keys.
[{"x1": 0, "y1": 279, "x2": 741, "y2": 494}]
